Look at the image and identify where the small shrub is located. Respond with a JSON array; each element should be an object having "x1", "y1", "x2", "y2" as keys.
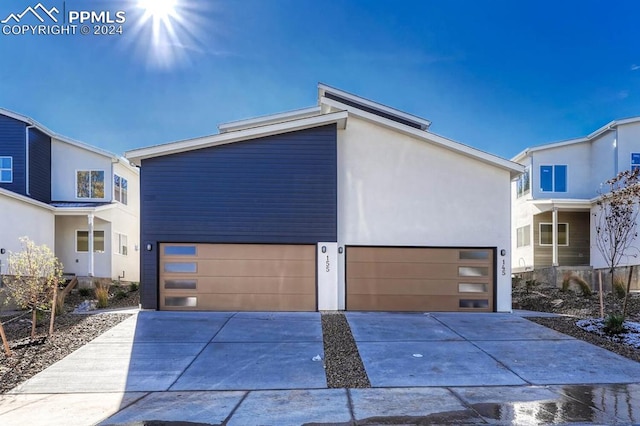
[
  {"x1": 524, "y1": 279, "x2": 538, "y2": 294},
  {"x1": 78, "y1": 288, "x2": 91, "y2": 297},
  {"x1": 95, "y1": 282, "x2": 110, "y2": 308},
  {"x1": 115, "y1": 290, "x2": 128, "y2": 300},
  {"x1": 613, "y1": 278, "x2": 626, "y2": 299},
  {"x1": 603, "y1": 313, "x2": 626, "y2": 335},
  {"x1": 561, "y1": 274, "x2": 592, "y2": 297},
  {"x1": 129, "y1": 282, "x2": 139, "y2": 292}
]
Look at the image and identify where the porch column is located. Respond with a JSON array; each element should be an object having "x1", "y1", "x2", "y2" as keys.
[
  {"x1": 552, "y1": 207, "x2": 559, "y2": 266},
  {"x1": 88, "y1": 213, "x2": 94, "y2": 277}
]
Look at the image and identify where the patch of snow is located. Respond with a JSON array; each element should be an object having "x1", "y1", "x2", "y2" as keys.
[{"x1": 576, "y1": 318, "x2": 640, "y2": 349}]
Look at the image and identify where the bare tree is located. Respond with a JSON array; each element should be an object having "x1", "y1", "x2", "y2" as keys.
[
  {"x1": 2, "y1": 237, "x2": 63, "y2": 339},
  {"x1": 594, "y1": 169, "x2": 640, "y2": 320}
]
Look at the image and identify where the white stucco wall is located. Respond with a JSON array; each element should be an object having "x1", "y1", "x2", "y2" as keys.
[
  {"x1": 51, "y1": 139, "x2": 113, "y2": 202},
  {"x1": 337, "y1": 116, "x2": 514, "y2": 312},
  {"x1": 530, "y1": 143, "x2": 592, "y2": 199},
  {"x1": 590, "y1": 131, "x2": 617, "y2": 191},
  {"x1": 55, "y1": 215, "x2": 111, "y2": 278},
  {"x1": 617, "y1": 122, "x2": 640, "y2": 174},
  {"x1": 0, "y1": 193, "x2": 55, "y2": 275},
  {"x1": 109, "y1": 161, "x2": 140, "y2": 282}
]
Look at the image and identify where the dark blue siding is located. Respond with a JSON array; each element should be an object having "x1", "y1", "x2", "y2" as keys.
[
  {"x1": 0, "y1": 114, "x2": 26, "y2": 195},
  {"x1": 140, "y1": 124, "x2": 338, "y2": 309},
  {"x1": 28, "y1": 128, "x2": 51, "y2": 203}
]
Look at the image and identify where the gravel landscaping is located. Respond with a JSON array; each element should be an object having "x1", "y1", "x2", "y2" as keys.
[
  {"x1": 320, "y1": 311, "x2": 371, "y2": 388},
  {"x1": 0, "y1": 285, "x2": 138, "y2": 394},
  {"x1": 513, "y1": 280, "x2": 640, "y2": 363}
]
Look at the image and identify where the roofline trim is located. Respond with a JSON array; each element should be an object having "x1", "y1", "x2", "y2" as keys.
[
  {"x1": 0, "y1": 107, "x2": 121, "y2": 161},
  {"x1": 125, "y1": 110, "x2": 348, "y2": 165},
  {"x1": 513, "y1": 116, "x2": 640, "y2": 162},
  {"x1": 318, "y1": 83, "x2": 432, "y2": 130},
  {"x1": 218, "y1": 106, "x2": 322, "y2": 133},
  {"x1": 0, "y1": 187, "x2": 55, "y2": 211}
]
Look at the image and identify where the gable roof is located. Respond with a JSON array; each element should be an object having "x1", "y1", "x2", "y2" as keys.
[
  {"x1": 0, "y1": 108, "x2": 137, "y2": 172},
  {"x1": 126, "y1": 84, "x2": 523, "y2": 178},
  {"x1": 512, "y1": 116, "x2": 640, "y2": 162}
]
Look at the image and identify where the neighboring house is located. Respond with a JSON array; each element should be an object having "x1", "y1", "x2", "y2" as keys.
[
  {"x1": 126, "y1": 84, "x2": 523, "y2": 313},
  {"x1": 511, "y1": 117, "x2": 640, "y2": 284},
  {"x1": 0, "y1": 109, "x2": 140, "y2": 283}
]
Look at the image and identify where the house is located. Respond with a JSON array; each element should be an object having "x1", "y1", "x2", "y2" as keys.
[
  {"x1": 0, "y1": 108, "x2": 140, "y2": 285},
  {"x1": 511, "y1": 117, "x2": 640, "y2": 287},
  {"x1": 125, "y1": 84, "x2": 523, "y2": 312}
]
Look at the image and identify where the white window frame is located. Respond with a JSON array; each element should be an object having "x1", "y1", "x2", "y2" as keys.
[
  {"x1": 0, "y1": 156, "x2": 13, "y2": 183},
  {"x1": 76, "y1": 170, "x2": 105, "y2": 199},
  {"x1": 76, "y1": 230, "x2": 106, "y2": 253},
  {"x1": 516, "y1": 225, "x2": 531, "y2": 248},
  {"x1": 516, "y1": 167, "x2": 530, "y2": 198},
  {"x1": 114, "y1": 232, "x2": 128, "y2": 256},
  {"x1": 632, "y1": 153, "x2": 640, "y2": 172},
  {"x1": 114, "y1": 174, "x2": 128, "y2": 205},
  {"x1": 539, "y1": 223, "x2": 569, "y2": 246}
]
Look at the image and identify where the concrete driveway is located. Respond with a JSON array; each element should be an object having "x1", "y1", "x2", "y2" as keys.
[{"x1": 1, "y1": 310, "x2": 640, "y2": 425}]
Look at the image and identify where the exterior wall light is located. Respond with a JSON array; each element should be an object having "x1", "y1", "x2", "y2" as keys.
[
  {"x1": 321, "y1": 246, "x2": 327, "y2": 253},
  {"x1": 146, "y1": 243, "x2": 153, "y2": 251},
  {"x1": 500, "y1": 249, "x2": 506, "y2": 256}
]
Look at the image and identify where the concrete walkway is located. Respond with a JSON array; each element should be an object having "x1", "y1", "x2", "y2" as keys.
[{"x1": 1, "y1": 311, "x2": 639, "y2": 425}]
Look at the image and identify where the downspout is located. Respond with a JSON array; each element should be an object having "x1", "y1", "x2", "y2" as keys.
[
  {"x1": 88, "y1": 212, "x2": 94, "y2": 277},
  {"x1": 25, "y1": 125, "x2": 35, "y2": 196},
  {"x1": 613, "y1": 127, "x2": 619, "y2": 176}
]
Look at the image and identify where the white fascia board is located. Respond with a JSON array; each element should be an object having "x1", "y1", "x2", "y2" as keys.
[
  {"x1": 53, "y1": 203, "x2": 116, "y2": 216},
  {"x1": 529, "y1": 198, "x2": 592, "y2": 213},
  {"x1": 0, "y1": 188, "x2": 55, "y2": 211},
  {"x1": 218, "y1": 106, "x2": 321, "y2": 133},
  {"x1": 126, "y1": 111, "x2": 348, "y2": 165},
  {"x1": 318, "y1": 83, "x2": 432, "y2": 130},
  {"x1": 0, "y1": 108, "x2": 118, "y2": 160},
  {"x1": 322, "y1": 97, "x2": 523, "y2": 178}
]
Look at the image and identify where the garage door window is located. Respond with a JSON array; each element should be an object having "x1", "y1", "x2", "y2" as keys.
[
  {"x1": 165, "y1": 297, "x2": 197, "y2": 307},
  {"x1": 164, "y1": 279, "x2": 197, "y2": 289},
  {"x1": 459, "y1": 251, "x2": 489, "y2": 260},
  {"x1": 164, "y1": 262, "x2": 197, "y2": 273},
  {"x1": 458, "y1": 266, "x2": 489, "y2": 277},
  {"x1": 458, "y1": 283, "x2": 488, "y2": 293},
  {"x1": 164, "y1": 245, "x2": 197, "y2": 256},
  {"x1": 460, "y1": 299, "x2": 489, "y2": 308}
]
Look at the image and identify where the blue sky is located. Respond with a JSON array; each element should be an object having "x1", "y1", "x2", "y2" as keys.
[{"x1": 1, "y1": 0, "x2": 640, "y2": 160}]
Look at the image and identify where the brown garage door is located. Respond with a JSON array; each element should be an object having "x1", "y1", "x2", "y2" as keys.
[
  {"x1": 346, "y1": 247, "x2": 494, "y2": 312},
  {"x1": 159, "y1": 243, "x2": 316, "y2": 311}
]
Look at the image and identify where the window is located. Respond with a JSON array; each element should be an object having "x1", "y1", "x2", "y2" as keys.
[
  {"x1": 539, "y1": 223, "x2": 569, "y2": 246},
  {"x1": 77, "y1": 170, "x2": 105, "y2": 198},
  {"x1": 516, "y1": 167, "x2": 530, "y2": 198},
  {"x1": 540, "y1": 165, "x2": 567, "y2": 192},
  {"x1": 0, "y1": 157, "x2": 12, "y2": 183},
  {"x1": 76, "y1": 230, "x2": 105, "y2": 252},
  {"x1": 516, "y1": 225, "x2": 531, "y2": 247},
  {"x1": 114, "y1": 175, "x2": 128, "y2": 205},
  {"x1": 632, "y1": 153, "x2": 640, "y2": 172},
  {"x1": 114, "y1": 232, "x2": 128, "y2": 255}
]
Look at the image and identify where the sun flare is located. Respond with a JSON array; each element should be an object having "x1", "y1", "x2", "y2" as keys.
[
  {"x1": 129, "y1": 0, "x2": 206, "y2": 68},
  {"x1": 138, "y1": 0, "x2": 178, "y2": 21}
]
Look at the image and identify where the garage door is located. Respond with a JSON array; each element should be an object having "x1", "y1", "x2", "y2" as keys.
[
  {"x1": 159, "y1": 244, "x2": 316, "y2": 311},
  {"x1": 346, "y1": 247, "x2": 494, "y2": 312}
]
